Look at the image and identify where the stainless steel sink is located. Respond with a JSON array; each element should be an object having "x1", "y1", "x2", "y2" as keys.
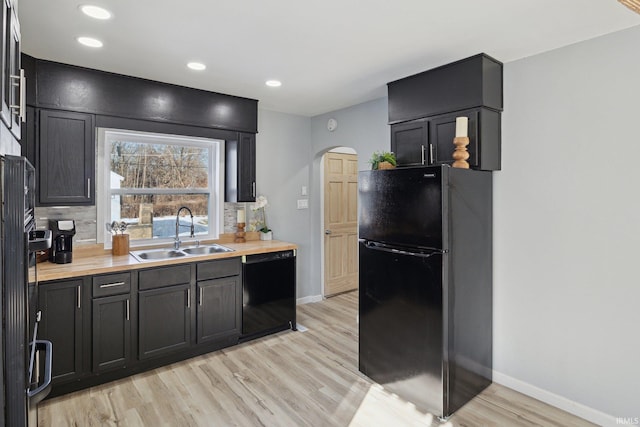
[
  {"x1": 182, "y1": 244, "x2": 234, "y2": 255},
  {"x1": 130, "y1": 244, "x2": 234, "y2": 262},
  {"x1": 130, "y1": 249, "x2": 187, "y2": 262}
]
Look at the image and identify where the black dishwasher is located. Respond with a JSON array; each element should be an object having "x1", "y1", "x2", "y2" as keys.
[{"x1": 241, "y1": 250, "x2": 296, "y2": 341}]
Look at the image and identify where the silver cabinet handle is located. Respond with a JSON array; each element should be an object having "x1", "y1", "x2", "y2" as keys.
[
  {"x1": 325, "y1": 229, "x2": 332, "y2": 235},
  {"x1": 126, "y1": 299, "x2": 130, "y2": 321},
  {"x1": 429, "y1": 144, "x2": 434, "y2": 164},
  {"x1": 87, "y1": 178, "x2": 91, "y2": 198},
  {"x1": 77, "y1": 286, "x2": 81, "y2": 309},
  {"x1": 252, "y1": 182, "x2": 256, "y2": 198},
  {"x1": 199, "y1": 287, "x2": 203, "y2": 306},
  {"x1": 187, "y1": 288, "x2": 191, "y2": 308},
  {"x1": 100, "y1": 282, "x2": 125, "y2": 288},
  {"x1": 9, "y1": 70, "x2": 25, "y2": 122},
  {"x1": 421, "y1": 145, "x2": 425, "y2": 165}
]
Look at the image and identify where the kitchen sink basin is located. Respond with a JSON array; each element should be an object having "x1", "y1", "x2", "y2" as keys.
[
  {"x1": 130, "y1": 249, "x2": 187, "y2": 262},
  {"x1": 182, "y1": 244, "x2": 234, "y2": 255},
  {"x1": 130, "y1": 244, "x2": 234, "y2": 262}
]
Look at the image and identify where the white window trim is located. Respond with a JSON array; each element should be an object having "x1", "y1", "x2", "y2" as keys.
[{"x1": 96, "y1": 128, "x2": 225, "y2": 249}]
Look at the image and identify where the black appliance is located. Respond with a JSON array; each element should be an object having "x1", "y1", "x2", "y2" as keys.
[
  {"x1": 241, "y1": 250, "x2": 296, "y2": 340},
  {"x1": 358, "y1": 165, "x2": 492, "y2": 418},
  {"x1": 1, "y1": 155, "x2": 53, "y2": 426},
  {"x1": 49, "y1": 220, "x2": 76, "y2": 264}
]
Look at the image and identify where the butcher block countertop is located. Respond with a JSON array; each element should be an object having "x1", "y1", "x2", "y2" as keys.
[{"x1": 36, "y1": 238, "x2": 297, "y2": 282}]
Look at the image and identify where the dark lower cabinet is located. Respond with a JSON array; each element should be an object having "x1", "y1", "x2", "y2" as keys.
[
  {"x1": 92, "y1": 294, "x2": 131, "y2": 372},
  {"x1": 38, "y1": 278, "x2": 87, "y2": 384},
  {"x1": 38, "y1": 109, "x2": 95, "y2": 206},
  {"x1": 197, "y1": 277, "x2": 241, "y2": 344},
  {"x1": 39, "y1": 256, "x2": 272, "y2": 398},
  {"x1": 138, "y1": 284, "x2": 191, "y2": 360}
]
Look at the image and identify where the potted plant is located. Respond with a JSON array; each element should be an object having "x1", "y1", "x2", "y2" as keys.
[
  {"x1": 369, "y1": 151, "x2": 397, "y2": 170},
  {"x1": 252, "y1": 195, "x2": 272, "y2": 240}
]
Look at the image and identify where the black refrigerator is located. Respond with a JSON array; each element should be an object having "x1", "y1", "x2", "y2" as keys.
[
  {"x1": 358, "y1": 165, "x2": 492, "y2": 418},
  {"x1": 1, "y1": 155, "x2": 53, "y2": 426}
]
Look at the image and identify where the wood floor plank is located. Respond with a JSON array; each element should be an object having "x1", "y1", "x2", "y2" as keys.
[{"x1": 38, "y1": 291, "x2": 596, "y2": 427}]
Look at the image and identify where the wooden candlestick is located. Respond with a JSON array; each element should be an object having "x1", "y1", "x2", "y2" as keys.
[
  {"x1": 235, "y1": 222, "x2": 246, "y2": 243},
  {"x1": 452, "y1": 136, "x2": 470, "y2": 169}
]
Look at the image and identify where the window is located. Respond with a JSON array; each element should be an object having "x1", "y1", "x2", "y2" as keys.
[{"x1": 97, "y1": 129, "x2": 223, "y2": 247}]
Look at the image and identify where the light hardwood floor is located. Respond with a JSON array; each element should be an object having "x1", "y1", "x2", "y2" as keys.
[{"x1": 38, "y1": 292, "x2": 596, "y2": 426}]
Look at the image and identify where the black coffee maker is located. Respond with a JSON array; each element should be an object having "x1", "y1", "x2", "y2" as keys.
[{"x1": 49, "y1": 219, "x2": 76, "y2": 264}]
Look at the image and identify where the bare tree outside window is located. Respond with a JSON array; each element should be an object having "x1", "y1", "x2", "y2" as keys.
[{"x1": 104, "y1": 132, "x2": 219, "y2": 242}]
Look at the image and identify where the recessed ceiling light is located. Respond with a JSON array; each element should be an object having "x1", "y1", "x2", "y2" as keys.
[
  {"x1": 187, "y1": 62, "x2": 206, "y2": 71},
  {"x1": 266, "y1": 80, "x2": 282, "y2": 87},
  {"x1": 80, "y1": 5, "x2": 112, "y2": 20},
  {"x1": 77, "y1": 36, "x2": 103, "y2": 48}
]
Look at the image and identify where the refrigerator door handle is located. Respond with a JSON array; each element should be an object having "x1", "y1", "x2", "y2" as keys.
[
  {"x1": 27, "y1": 340, "x2": 53, "y2": 403},
  {"x1": 362, "y1": 240, "x2": 446, "y2": 258}
]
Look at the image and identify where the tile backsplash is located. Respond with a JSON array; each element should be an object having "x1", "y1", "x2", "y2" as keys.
[{"x1": 37, "y1": 203, "x2": 250, "y2": 245}]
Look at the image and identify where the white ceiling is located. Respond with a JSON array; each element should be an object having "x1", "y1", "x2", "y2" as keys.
[{"x1": 18, "y1": 0, "x2": 640, "y2": 117}]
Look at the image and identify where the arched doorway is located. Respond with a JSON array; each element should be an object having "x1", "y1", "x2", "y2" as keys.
[{"x1": 321, "y1": 147, "x2": 359, "y2": 297}]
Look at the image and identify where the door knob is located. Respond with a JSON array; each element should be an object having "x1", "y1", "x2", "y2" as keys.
[{"x1": 325, "y1": 229, "x2": 332, "y2": 235}]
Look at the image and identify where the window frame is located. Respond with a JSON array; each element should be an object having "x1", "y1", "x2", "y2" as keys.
[{"x1": 96, "y1": 128, "x2": 224, "y2": 249}]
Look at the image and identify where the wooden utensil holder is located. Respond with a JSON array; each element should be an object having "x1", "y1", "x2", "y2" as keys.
[{"x1": 112, "y1": 234, "x2": 130, "y2": 256}]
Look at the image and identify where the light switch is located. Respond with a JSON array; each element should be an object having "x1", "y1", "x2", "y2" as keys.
[
  {"x1": 297, "y1": 199, "x2": 309, "y2": 209},
  {"x1": 301, "y1": 186, "x2": 308, "y2": 196}
]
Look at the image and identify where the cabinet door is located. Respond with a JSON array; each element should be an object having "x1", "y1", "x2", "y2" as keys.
[
  {"x1": 391, "y1": 120, "x2": 428, "y2": 167},
  {"x1": 6, "y1": 6, "x2": 20, "y2": 140},
  {"x1": 197, "y1": 277, "x2": 240, "y2": 344},
  {"x1": 38, "y1": 109, "x2": 95, "y2": 206},
  {"x1": 138, "y1": 284, "x2": 191, "y2": 359},
  {"x1": 39, "y1": 279, "x2": 85, "y2": 383},
  {"x1": 428, "y1": 110, "x2": 479, "y2": 167},
  {"x1": 238, "y1": 132, "x2": 256, "y2": 202},
  {"x1": 92, "y1": 294, "x2": 131, "y2": 373},
  {"x1": 225, "y1": 132, "x2": 256, "y2": 202},
  {"x1": 0, "y1": 1, "x2": 9, "y2": 127}
]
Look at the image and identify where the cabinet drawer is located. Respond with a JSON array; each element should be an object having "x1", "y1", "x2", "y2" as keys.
[
  {"x1": 139, "y1": 264, "x2": 191, "y2": 290},
  {"x1": 197, "y1": 258, "x2": 241, "y2": 281},
  {"x1": 92, "y1": 272, "x2": 131, "y2": 297}
]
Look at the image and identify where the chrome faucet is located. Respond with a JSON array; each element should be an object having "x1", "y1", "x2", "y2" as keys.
[{"x1": 175, "y1": 206, "x2": 195, "y2": 250}]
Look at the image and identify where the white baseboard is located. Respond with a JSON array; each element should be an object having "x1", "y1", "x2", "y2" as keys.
[
  {"x1": 296, "y1": 295, "x2": 323, "y2": 305},
  {"x1": 493, "y1": 371, "x2": 617, "y2": 427}
]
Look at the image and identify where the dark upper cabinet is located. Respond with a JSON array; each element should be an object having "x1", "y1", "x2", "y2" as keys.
[
  {"x1": 38, "y1": 109, "x2": 95, "y2": 206},
  {"x1": 429, "y1": 109, "x2": 479, "y2": 167},
  {"x1": 388, "y1": 53, "x2": 503, "y2": 171},
  {"x1": 39, "y1": 278, "x2": 88, "y2": 384},
  {"x1": 31, "y1": 57, "x2": 258, "y2": 133},
  {"x1": 225, "y1": 132, "x2": 256, "y2": 202},
  {"x1": 388, "y1": 53, "x2": 503, "y2": 124},
  {"x1": 0, "y1": 0, "x2": 10, "y2": 127},
  {"x1": 392, "y1": 108, "x2": 500, "y2": 170},
  {"x1": 6, "y1": 6, "x2": 21, "y2": 140},
  {"x1": 391, "y1": 120, "x2": 429, "y2": 167},
  {"x1": 2, "y1": 1, "x2": 23, "y2": 139}
]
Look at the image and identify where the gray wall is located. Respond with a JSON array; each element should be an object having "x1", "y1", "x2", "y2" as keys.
[
  {"x1": 255, "y1": 109, "x2": 313, "y2": 298},
  {"x1": 494, "y1": 25, "x2": 640, "y2": 419},
  {"x1": 309, "y1": 98, "x2": 389, "y2": 296},
  {"x1": 302, "y1": 25, "x2": 640, "y2": 421}
]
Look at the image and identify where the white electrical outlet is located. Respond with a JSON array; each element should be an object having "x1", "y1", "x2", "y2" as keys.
[
  {"x1": 297, "y1": 199, "x2": 309, "y2": 209},
  {"x1": 301, "y1": 186, "x2": 308, "y2": 196}
]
